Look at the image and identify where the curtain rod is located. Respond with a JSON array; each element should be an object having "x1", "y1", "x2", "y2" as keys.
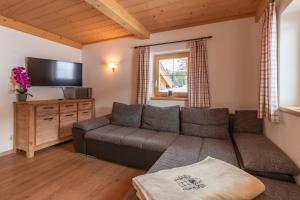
[{"x1": 134, "y1": 36, "x2": 213, "y2": 48}]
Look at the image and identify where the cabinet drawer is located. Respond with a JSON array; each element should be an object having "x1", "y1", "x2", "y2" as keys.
[
  {"x1": 60, "y1": 103, "x2": 77, "y2": 113},
  {"x1": 59, "y1": 112, "x2": 77, "y2": 138},
  {"x1": 78, "y1": 110, "x2": 92, "y2": 121},
  {"x1": 78, "y1": 102, "x2": 92, "y2": 111},
  {"x1": 36, "y1": 104, "x2": 59, "y2": 114},
  {"x1": 36, "y1": 114, "x2": 59, "y2": 146}
]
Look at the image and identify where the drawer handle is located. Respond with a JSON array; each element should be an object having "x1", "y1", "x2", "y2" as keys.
[
  {"x1": 44, "y1": 117, "x2": 54, "y2": 121},
  {"x1": 82, "y1": 111, "x2": 89, "y2": 114},
  {"x1": 43, "y1": 107, "x2": 54, "y2": 109},
  {"x1": 65, "y1": 105, "x2": 74, "y2": 107},
  {"x1": 65, "y1": 114, "x2": 74, "y2": 117}
]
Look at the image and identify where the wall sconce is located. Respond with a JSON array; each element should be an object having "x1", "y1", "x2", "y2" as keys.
[{"x1": 108, "y1": 62, "x2": 117, "y2": 72}]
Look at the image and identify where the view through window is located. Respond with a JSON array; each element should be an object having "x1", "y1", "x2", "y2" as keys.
[
  {"x1": 279, "y1": 0, "x2": 300, "y2": 107},
  {"x1": 154, "y1": 52, "x2": 189, "y2": 98}
]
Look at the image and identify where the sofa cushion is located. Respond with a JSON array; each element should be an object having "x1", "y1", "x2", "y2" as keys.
[
  {"x1": 234, "y1": 110, "x2": 263, "y2": 134},
  {"x1": 141, "y1": 105, "x2": 180, "y2": 133},
  {"x1": 149, "y1": 135, "x2": 238, "y2": 172},
  {"x1": 233, "y1": 133, "x2": 299, "y2": 177},
  {"x1": 111, "y1": 102, "x2": 143, "y2": 128},
  {"x1": 121, "y1": 129, "x2": 178, "y2": 152},
  {"x1": 86, "y1": 125, "x2": 140, "y2": 145},
  {"x1": 181, "y1": 107, "x2": 230, "y2": 139},
  {"x1": 142, "y1": 132, "x2": 179, "y2": 152},
  {"x1": 148, "y1": 135, "x2": 203, "y2": 173},
  {"x1": 255, "y1": 176, "x2": 300, "y2": 200},
  {"x1": 73, "y1": 116, "x2": 110, "y2": 131},
  {"x1": 198, "y1": 138, "x2": 238, "y2": 167},
  {"x1": 86, "y1": 126, "x2": 178, "y2": 153}
]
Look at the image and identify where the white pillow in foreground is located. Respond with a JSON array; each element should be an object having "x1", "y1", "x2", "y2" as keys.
[{"x1": 133, "y1": 157, "x2": 265, "y2": 200}]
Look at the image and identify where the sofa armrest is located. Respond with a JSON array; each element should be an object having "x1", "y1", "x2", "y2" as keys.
[
  {"x1": 72, "y1": 127, "x2": 87, "y2": 154},
  {"x1": 73, "y1": 116, "x2": 110, "y2": 131},
  {"x1": 72, "y1": 116, "x2": 110, "y2": 154}
]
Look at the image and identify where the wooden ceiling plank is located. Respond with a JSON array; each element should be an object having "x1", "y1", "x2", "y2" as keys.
[
  {"x1": 68, "y1": 24, "x2": 128, "y2": 38},
  {"x1": 28, "y1": 2, "x2": 91, "y2": 27},
  {"x1": 0, "y1": 0, "x2": 23, "y2": 12},
  {"x1": 72, "y1": 29, "x2": 130, "y2": 42},
  {"x1": 1, "y1": 0, "x2": 56, "y2": 17},
  {"x1": 123, "y1": 0, "x2": 181, "y2": 14},
  {"x1": 36, "y1": 9, "x2": 101, "y2": 30},
  {"x1": 0, "y1": 15, "x2": 82, "y2": 49},
  {"x1": 57, "y1": 20, "x2": 118, "y2": 36},
  {"x1": 85, "y1": 0, "x2": 150, "y2": 39},
  {"x1": 15, "y1": 0, "x2": 82, "y2": 22},
  {"x1": 150, "y1": 12, "x2": 255, "y2": 33},
  {"x1": 79, "y1": 31, "x2": 131, "y2": 44},
  {"x1": 82, "y1": 34, "x2": 132, "y2": 45},
  {"x1": 46, "y1": 14, "x2": 113, "y2": 33}
]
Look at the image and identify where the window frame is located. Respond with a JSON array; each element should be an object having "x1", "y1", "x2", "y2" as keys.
[{"x1": 154, "y1": 52, "x2": 189, "y2": 98}]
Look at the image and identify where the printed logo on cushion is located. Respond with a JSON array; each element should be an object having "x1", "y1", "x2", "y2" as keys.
[{"x1": 174, "y1": 175, "x2": 206, "y2": 191}]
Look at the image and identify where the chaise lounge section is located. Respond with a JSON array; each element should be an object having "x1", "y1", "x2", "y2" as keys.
[{"x1": 72, "y1": 102, "x2": 300, "y2": 200}]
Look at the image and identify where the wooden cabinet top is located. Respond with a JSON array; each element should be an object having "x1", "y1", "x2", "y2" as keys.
[{"x1": 14, "y1": 98, "x2": 95, "y2": 105}]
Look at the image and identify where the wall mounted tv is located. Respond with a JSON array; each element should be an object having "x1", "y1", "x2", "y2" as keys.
[{"x1": 26, "y1": 57, "x2": 82, "y2": 86}]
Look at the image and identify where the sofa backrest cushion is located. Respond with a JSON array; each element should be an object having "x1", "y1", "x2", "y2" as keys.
[
  {"x1": 111, "y1": 102, "x2": 143, "y2": 128},
  {"x1": 181, "y1": 107, "x2": 230, "y2": 139},
  {"x1": 233, "y1": 111, "x2": 263, "y2": 134},
  {"x1": 141, "y1": 105, "x2": 180, "y2": 133}
]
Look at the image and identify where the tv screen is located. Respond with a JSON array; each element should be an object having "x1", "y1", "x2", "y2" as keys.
[{"x1": 26, "y1": 57, "x2": 82, "y2": 86}]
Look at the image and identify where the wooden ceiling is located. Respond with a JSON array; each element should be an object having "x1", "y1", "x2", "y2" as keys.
[{"x1": 0, "y1": 0, "x2": 262, "y2": 49}]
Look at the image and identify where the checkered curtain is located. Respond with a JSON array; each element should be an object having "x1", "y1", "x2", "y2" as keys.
[
  {"x1": 258, "y1": 2, "x2": 279, "y2": 122},
  {"x1": 188, "y1": 39, "x2": 211, "y2": 108},
  {"x1": 258, "y1": 2, "x2": 279, "y2": 123},
  {"x1": 136, "y1": 47, "x2": 150, "y2": 105}
]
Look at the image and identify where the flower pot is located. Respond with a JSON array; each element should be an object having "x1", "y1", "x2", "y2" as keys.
[{"x1": 16, "y1": 94, "x2": 28, "y2": 102}]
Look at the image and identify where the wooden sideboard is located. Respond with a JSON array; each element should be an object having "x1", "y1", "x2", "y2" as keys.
[{"x1": 14, "y1": 99, "x2": 95, "y2": 158}]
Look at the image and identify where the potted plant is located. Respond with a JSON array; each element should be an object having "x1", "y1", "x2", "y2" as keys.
[{"x1": 11, "y1": 66, "x2": 33, "y2": 102}]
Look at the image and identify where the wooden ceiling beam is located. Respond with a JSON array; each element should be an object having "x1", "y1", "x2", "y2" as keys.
[
  {"x1": 255, "y1": 0, "x2": 269, "y2": 22},
  {"x1": 85, "y1": 0, "x2": 150, "y2": 39},
  {"x1": 0, "y1": 15, "x2": 82, "y2": 49}
]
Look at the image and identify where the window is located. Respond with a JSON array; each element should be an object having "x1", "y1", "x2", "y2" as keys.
[
  {"x1": 279, "y1": 0, "x2": 300, "y2": 112},
  {"x1": 154, "y1": 52, "x2": 189, "y2": 98}
]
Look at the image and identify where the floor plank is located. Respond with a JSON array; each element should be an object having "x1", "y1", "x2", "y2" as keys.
[{"x1": 0, "y1": 142, "x2": 144, "y2": 200}]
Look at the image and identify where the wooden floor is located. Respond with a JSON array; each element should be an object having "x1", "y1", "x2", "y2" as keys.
[{"x1": 0, "y1": 143, "x2": 144, "y2": 200}]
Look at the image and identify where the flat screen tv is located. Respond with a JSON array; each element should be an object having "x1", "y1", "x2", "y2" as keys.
[{"x1": 26, "y1": 57, "x2": 82, "y2": 86}]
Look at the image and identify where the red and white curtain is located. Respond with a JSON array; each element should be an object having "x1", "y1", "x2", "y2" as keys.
[
  {"x1": 258, "y1": 2, "x2": 279, "y2": 123},
  {"x1": 136, "y1": 47, "x2": 151, "y2": 105},
  {"x1": 188, "y1": 39, "x2": 211, "y2": 108}
]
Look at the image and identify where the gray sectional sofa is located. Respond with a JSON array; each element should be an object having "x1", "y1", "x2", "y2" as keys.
[{"x1": 73, "y1": 102, "x2": 300, "y2": 200}]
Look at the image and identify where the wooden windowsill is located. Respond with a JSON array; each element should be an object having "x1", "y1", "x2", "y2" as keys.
[
  {"x1": 279, "y1": 106, "x2": 300, "y2": 117},
  {"x1": 150, "y1": 97, "x2": 188, "y2": 101}
]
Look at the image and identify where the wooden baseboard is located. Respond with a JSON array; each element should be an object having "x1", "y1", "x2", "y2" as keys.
[{"x1": 0, "y1": 149, "x2": 15, "y2": 157}]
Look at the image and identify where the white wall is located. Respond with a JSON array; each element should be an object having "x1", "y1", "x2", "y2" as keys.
[
  {"x1": 83, "y1": 17, "x2": 260, "y2": 116},
  {"x1": 0, "y1": 26, "x2": 81, "y2": 153},
  {"x1": 265, "y1": 113, "x2": 300, "y2": 183}
]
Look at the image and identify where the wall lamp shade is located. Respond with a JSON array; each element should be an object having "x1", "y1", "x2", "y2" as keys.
[{"x1": 108, "y1": 62, "x2": 117, "y2": 72}]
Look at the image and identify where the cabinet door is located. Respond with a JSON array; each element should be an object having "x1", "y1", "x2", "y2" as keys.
[
  {"x1": 36, "y1": 113, "x2": 59, "y2": 146},
  {"x1": 59, "y1": 112, "x2": 77, "y2": 138},
  {"x1": 78, "y1": 110, "x2": 92, "y2": 121}
]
